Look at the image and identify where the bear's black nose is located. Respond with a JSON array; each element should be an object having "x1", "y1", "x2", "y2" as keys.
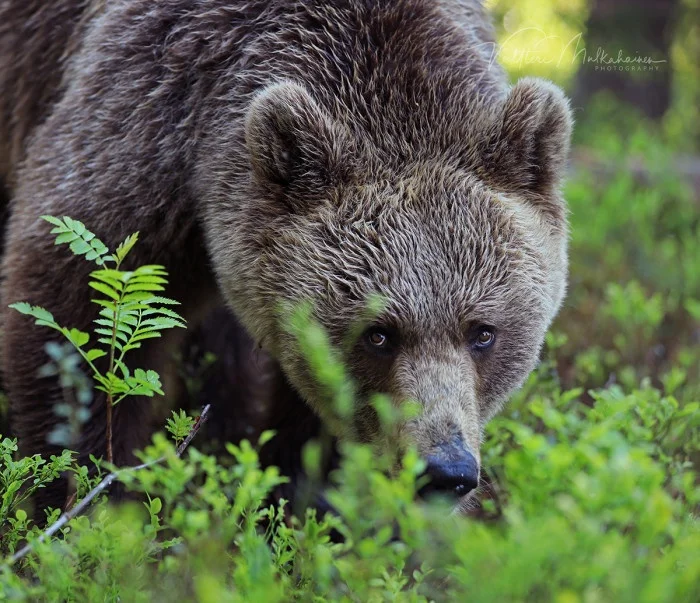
[{"x1": 420, "y1": 444, "x2": 479, "y2": 499}]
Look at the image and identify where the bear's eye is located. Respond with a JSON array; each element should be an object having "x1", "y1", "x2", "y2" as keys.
[
  {"x1": 367, "y1": 329, "x2": 389, "y2": 348},
  {"x1": 472, "y1": 326, "x2": 496, "y2": 350},
  {"x1": 364, "y1": 327, "x2": 396, "y2": 354}
]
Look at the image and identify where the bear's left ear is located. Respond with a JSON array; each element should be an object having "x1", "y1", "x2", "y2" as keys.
[
  {"x1": 245, "y1": 81, "x2": 351, "y2": 206},
  {"x1": 479, "y1": 78, "x2": 573, "y2": 210}
]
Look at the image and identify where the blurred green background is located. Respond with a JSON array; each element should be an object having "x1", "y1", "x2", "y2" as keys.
[{"x1": 484, "y1": 0, "x2": 700, "y2": 397}]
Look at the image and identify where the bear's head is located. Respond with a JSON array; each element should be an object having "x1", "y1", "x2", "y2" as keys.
[{"x1": 209, "y1": 79, "x2": 571, "y2": 504}]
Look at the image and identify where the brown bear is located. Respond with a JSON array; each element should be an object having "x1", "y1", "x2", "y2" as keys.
[{"x1": 0, "y1": 0, "x2": 571, "y2": 514}]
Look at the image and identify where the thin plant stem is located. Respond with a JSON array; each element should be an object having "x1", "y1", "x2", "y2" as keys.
[
  {"x1": 104, "y1": 256, "x2": 123, "y2": 464},
  {"x1": 5, "y1": 404, "x2": 211, "y2": 567}
]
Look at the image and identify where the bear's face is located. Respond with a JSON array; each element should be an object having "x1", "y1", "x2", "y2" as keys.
[{"x1": 209, "y1": 80, "x2": 571, "y2": 501}]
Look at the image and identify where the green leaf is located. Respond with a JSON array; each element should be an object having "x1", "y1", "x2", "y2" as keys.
[
  {"x1": 69, "y1": 238, "x2": 93, "y2": 256},
  {"x1": 104, "y1": 372, "x2": 129, "y2": 393},
  {"x1": 149, "y1": 497, "x2": 162, "y2": 514},
  {"x1": 139, "y1": 318, "x2": 186, "y2": 331},
  {"x1": 90, "y1": 238, "x2": 108, "y2": 252},
  {"x1": 97, "y1": 337, "x2": 123, "y2": 351},
  {"x1": 94, "y1": 318, "x2": 133, "y2": 335},
  {"x1": 9, "y1": 301, "x2": 33, "y2": 315},
  {"x1": 142, "y1": 317, "x2": 183, "y2": 327},
  {"x1": 150, "y1": 307, "x2": 186, "y2": 321},
  {"x1": 128, "y1": 275, "x2": 168, "y2": 285},
  {"x1": 41, "y1": 215, "x2": 65, "y2": 228},
  {"x1": 55, "y1": 232, "x2": 79, "y2": 245},
  {"x1": 120, "y1": 314, "x2": 140, "y2": 326},
  {"x1": 124, "y1": 369, "x2": 164, "y2": 397},
  {"x1": 129, "y1": 332, "x2": 162, "y2": 343},
  {"x1": 90, "y1": 273, "x2": 125, "y2": 291},
  {"x1": 64, "y1": 217, "x2": 86, "y2": 235},
  {"x1": 92, "y1": 299, "x2": 117, "y2": 311},
  {"x1": 125, "y1": 386, "x2": 158, "y2": 397},
  {"x1": 9, "y1": 302, "x2": 57, "y2": 326},
  {"x1": 86, "y1": 348, "x2": 107, "y2": 362},
  {"x1": 114, "y1": 360, "x2": 131, "y2": 378},
  {"x1": 113, "y1": 232, "x2": 139, "y2": 265},
  {"x1": 92, "y1": 268, "x2": 128, "y2": 280},
  {"x1": 89, "y1": 281, "x2": 120, "y2": 301},
  {"x1": 133, "y1": 265, "x2": 168, "y2": 276},
  {"x1": 140, "y1": 296, "x2": 181, "y2": 306},
  {"x1": 125, "y1": 282, "x2": 165, "y2": 293},
  {"x1": 94, "y1": 328, "x2": 129, "y2": 343},
  {"x1": 65, "y1": 328, "x2": 90, "y2": 347},
  {"x1": 258, "y1": 430, "x2": 276, "y2": 447}
]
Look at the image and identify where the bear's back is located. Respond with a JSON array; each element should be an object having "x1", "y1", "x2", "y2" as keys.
[
  {"x1": 0, "y1": 0, "x2": 97, "y2": 187},
  {"x1": 0, "y1": 0, "x2": 506, "y2": 190}
]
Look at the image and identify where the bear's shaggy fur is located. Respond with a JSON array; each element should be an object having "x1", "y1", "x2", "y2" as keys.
[{"x1": 0, "y1": 0, "x2": 572, "y2": 513}]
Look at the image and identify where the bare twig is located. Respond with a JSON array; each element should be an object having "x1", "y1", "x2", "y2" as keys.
[{"x1": 6, "y1": 404, "x2": 211, "y2": 567}]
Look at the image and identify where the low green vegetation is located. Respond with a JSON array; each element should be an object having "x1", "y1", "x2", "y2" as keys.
[{"x1": 1, "y1": 104, "x2": 699, "y2": 601}]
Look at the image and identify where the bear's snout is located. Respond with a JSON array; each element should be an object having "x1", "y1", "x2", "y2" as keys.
[{"x1": 419, "y1": 439, "x2": 479, "y2": 499}]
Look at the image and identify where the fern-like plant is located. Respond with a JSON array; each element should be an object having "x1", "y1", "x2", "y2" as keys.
[{"x1": 10, "y1": 216, "x2": 186, "y2": 463}]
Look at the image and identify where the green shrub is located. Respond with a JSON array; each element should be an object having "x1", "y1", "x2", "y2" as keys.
[
  {"x1": 1, "y1": 360, "x2": 698, "y2": 600},
  {"x1": 2, "y1": 300, "x2": 699, "y2": 601}
]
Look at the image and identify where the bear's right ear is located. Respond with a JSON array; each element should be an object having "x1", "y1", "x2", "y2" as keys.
[{"x1": 245, "y1": 82, "x2": 350, "y2": 202}]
